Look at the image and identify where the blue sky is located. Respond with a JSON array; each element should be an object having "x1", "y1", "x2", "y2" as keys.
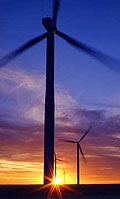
[
  {"x1": 0, "y1": 0, "x2": 120, "y2": 109},
  {"x1": 0, "y1": 0, "x2": 120, "y2": 184}
]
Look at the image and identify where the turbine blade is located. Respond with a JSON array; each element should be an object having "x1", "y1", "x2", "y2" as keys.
[
  {"x1": 53, "y1": 0, "x2": 60, "y2": 25},
  {"x1": 0, "y1": 33, "x2": 47, "y2": 67},
  {"x1": 59, "y1": 139, "x2": 76, "y2": 143},
  {"x1": 79, "y1": 125, "x2": 92, "y2": 143},
  {"x1": 57, "y1": 159, "x2": 68, "y2": 163},
  {"x1": 79, "y1": 145, "x2": 86, "y2": 163},
  {"x1": 56, "y1": 30, "x2": 120, "y2": 73}
]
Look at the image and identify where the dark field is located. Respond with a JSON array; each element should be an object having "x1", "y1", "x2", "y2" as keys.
[{"x1": 0, "y1": 184, "x2": 120, "y2": 199}]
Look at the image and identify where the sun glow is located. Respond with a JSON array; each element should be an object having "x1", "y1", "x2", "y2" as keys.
[{"x1": 53, "y1": 178, "x2": 62, "y2": 185}]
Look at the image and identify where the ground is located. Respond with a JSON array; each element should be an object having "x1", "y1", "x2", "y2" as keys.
[{"x1": 0, "y1": 184, "x2": 120, "y2": 199}]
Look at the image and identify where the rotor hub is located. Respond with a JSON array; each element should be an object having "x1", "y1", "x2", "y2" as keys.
[{"x1": 42, "y1": 17, "x2": 56, "y2": 33}]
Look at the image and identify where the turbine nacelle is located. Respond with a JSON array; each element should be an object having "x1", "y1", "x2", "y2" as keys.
[{"x1": 42, "y1": 17, "x2": 57, "y2": 33}]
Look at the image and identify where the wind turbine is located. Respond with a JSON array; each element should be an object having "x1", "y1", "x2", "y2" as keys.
[
  {"x1": 54, "y1": 153, "x2": 68, "y2": 182},
  {"x1": 62, "y1": 126, "x2": 91, "y2": 185},
  {"x1": 63, "y1": 169, "x2": 65, "y2": 184},
  {"x1": 63, "y1": 169, "x2": 69, "y2": 184},
  {"x1": 0, "y1": 0, "x2": 120, "y2": 185}
]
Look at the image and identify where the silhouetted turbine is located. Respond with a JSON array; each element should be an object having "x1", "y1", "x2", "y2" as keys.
[
  {"x1": 54, "y1": 153, "x2": 68, "y2": 182},
  {"x1": 0, "y1": 0, "x2": 120, "y2": 185},
  {"x1": 61, "y1": 126, "x2": 91, "y2": 185}
]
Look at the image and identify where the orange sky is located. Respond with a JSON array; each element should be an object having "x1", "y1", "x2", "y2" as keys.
[{"x1": 0, "y1": 134, "x2": 120, "y2": 184}]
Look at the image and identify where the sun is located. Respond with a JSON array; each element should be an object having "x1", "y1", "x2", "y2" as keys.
[{"x1": 53, "y1": 178, "x2": 62, "y2": 185}]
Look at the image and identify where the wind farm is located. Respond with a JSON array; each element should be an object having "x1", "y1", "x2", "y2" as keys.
[{"x1": 0, "y1": 0, "x2": 120, "y2": 198}]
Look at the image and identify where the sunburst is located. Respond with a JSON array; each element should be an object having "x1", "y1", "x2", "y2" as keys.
[{"x1": 30, "y1": 177, "x2": 77, "y2": 199}]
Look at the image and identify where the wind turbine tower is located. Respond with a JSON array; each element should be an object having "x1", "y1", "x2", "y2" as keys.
[{"x1": 62, "y1": 126, "x2": 91, "y2": 184}]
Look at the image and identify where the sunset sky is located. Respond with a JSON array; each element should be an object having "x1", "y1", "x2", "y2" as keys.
[{"x1": 0, "y1": 0, "x2": 120, "y2": 184}]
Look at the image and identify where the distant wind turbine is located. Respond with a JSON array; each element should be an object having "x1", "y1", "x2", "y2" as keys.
[
  {"x1": 62, "y1": 126, "x2": 91, "y2": 185},
  {"x1": 0, "y1": 0, "x2": 120, "y2": 185},
  {"x1": 54, "y1": 153, "x2": 68, "y2": 182},
  {"x1": 63, "y1": 169, "x2": 68, "y2": 184},
  {"x1": 63, "y1": 169, "x2": 65, "y2": 184}
]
